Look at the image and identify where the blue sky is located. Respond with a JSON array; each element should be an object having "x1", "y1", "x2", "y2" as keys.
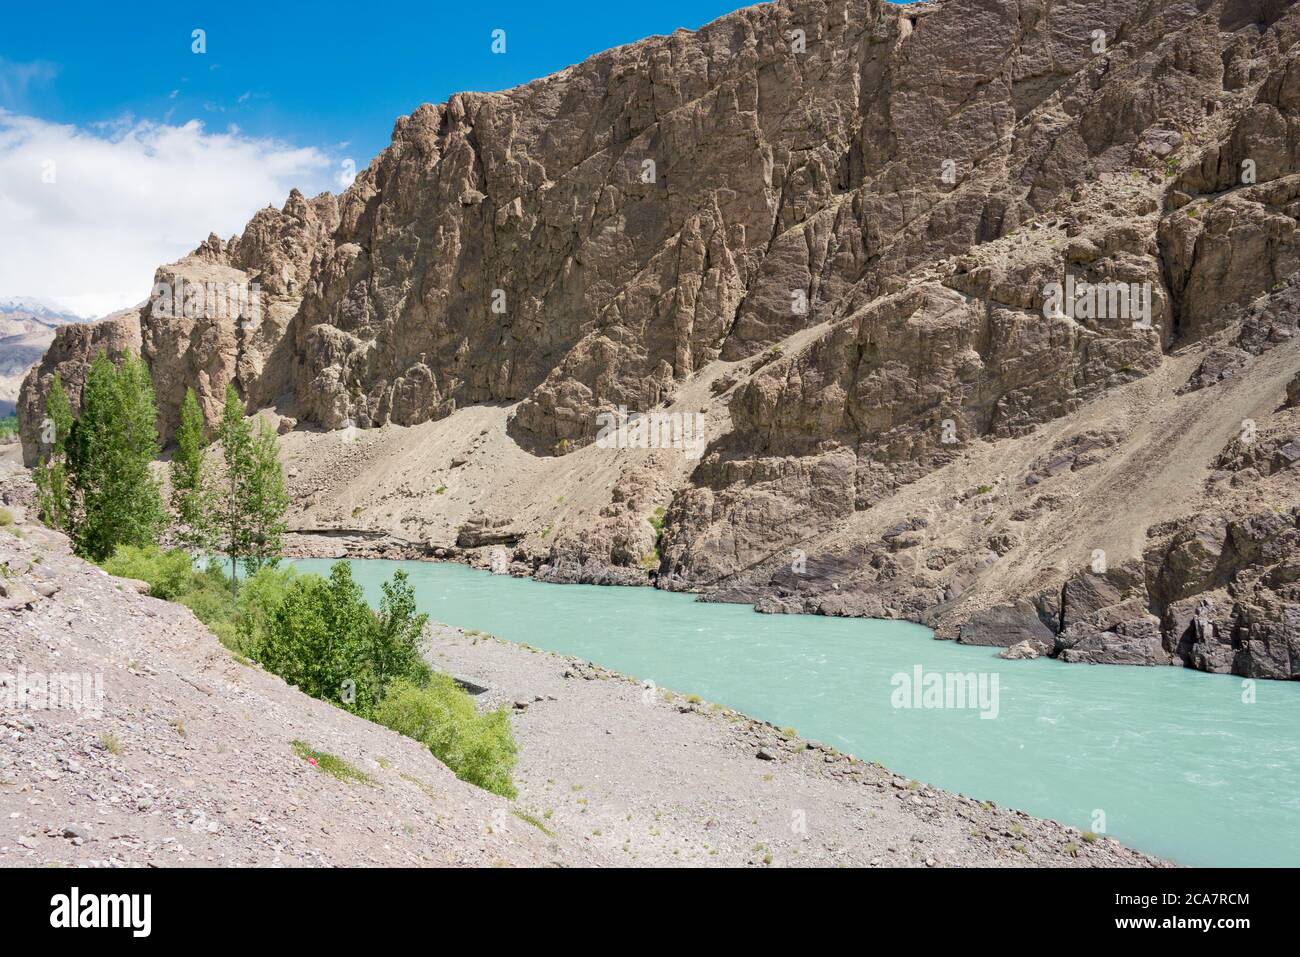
[
  {"x1": 2, "y1": 0, "x2": 772, "y2": 163},
  {"x1": 0, "y1": 0, "x2": 911, "y2": 315}
]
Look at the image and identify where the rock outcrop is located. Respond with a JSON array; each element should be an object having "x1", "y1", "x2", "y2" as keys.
[
  {"x1": 16, "y1": 308, "x2": 142, "y2": 462},
  {"x1": 17, "y1": 191, "x2": 337, "y2": 459},
  {"x1": 961, "y1": 505, "x2": 1300, "y2": 677},
  {"x1": 17, "y1": 0, "x2": 1300, "y2": 678}
]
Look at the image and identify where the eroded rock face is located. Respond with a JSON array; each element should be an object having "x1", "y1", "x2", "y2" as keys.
[
  {"x1": 656, "y1": 0, "x2": 1300, "y2": 591},
  {"x1": 15, "y1": 0, "x2": 1300, "y2": 676},
  {"x1": 1180, "y1": 273, "x2": 1300, "y2": 395},
  {"x1": 143, "y1": 190, "x2": 340, "y2": 443},
  {"x1": 964, "y1": 508, "x2": 1300, "y2": 677},
  {"x1": 37, "y1": 0, "x2": 1237, "y2": 451},
  {"x1": 285, "y1": 0, "x2": 886, "y2": 439},
  {"x1": 1162, "y1": 31, "x2": 1300, "y2": 340},
  {"x1": 536, "y1": 462, "x2": 672, "y2": 586},
  {"x1": 16, "y1": 310, "x2": 142, "y2": 466},
  {"x1": 17, "y1": 190, "x2": 336, "y2": 458},
  {"x1": 961, "y1": 601, "x2": 1057, "y2": 651}
]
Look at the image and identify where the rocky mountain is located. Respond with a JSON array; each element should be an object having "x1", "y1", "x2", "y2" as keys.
[
  {"x1": 0, "y1": 299, "x2": 82, "y2": 416},
  {"x1": 18, "y1": 0, "x2": 1300, "y2": 678}
]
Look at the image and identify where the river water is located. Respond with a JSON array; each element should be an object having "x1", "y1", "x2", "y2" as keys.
[{"x1": 290, "y1": 557, "x2": 1300, "y2": 867}]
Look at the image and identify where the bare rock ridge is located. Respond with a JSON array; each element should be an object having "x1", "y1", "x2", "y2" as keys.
[{"x1": 18, "y1": 0, "x2": 1300, "y2": 677}]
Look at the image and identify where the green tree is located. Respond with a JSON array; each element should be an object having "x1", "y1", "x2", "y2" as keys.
[
  {"x1": 259, "y1": 572, "x2": 340, "y2": 699},
  {"x1": 257, "y1": 562, "x2": 428, "y2": 717},
  {"x1": 370, "y1": 571, "x2": 429, "y2": 703},
  {"x1": 33, "y1": 373, "x2": 73, "y2": 530},
  {"x1": 214, "y1": 384, "x2": 288, "y2": 585},
  {"x1": 320, "y1": 562, "x2": 387, "y2": 713},
  {"x1": 242, "y1": 418, "x2": 288, "y2": 573},
  {"x1": 215, "y1": 384, "x2": 253, "y2": 588},
  {"x1": 259, "y1": 562, "x2": 368, "y2": 708},
  {"x1": 170, "y1": 387, "x2": 214, "y2": 552},
  {"x1": 232, "y1": 564, "x2": 300, "y2": 658},
  {"x1": 67, "y1": 353, "x2": 166, "y2": 561}
]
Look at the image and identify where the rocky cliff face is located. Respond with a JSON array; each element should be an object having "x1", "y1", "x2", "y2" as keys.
[
  {"x1": 17, "y1": 308, "x2": 142, "y2": 455},
  {"x1": 18, "y1": 0, "x2": 1300, "y2": 677}
]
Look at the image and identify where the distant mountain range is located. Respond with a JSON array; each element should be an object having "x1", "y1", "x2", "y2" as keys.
[{"x1": 0, "y1": 298, "x2": 85, "y2": 416}]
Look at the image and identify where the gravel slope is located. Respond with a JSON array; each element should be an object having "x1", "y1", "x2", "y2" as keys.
[{"x1": 0, "y1": 500, "x2": 595, "y2": 868}]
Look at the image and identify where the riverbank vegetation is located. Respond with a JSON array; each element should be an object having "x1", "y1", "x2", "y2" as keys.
[{"x1": 34, "y1": 351, "x2": 517, "y2": 797}]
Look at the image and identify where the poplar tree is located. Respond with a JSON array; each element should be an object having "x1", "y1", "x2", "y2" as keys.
[
  {"x1": 170, "y1": 387, "x2": 214, "y2": 551},
  {"x1": 33, "y1": 373, "x2": 73, "y2": 530},
  {"x1": 215, "y1": 383, "x2": 288, "y2": 587},
  {"x1": 216, "y1": 384, "x2": 252, "y2": 588},
  {"x1": 68, "y1": 353, "x2": 166, "y2": 561},
  {"x1": 242, "y1": 418, "x2": 289, "y2": 573}
]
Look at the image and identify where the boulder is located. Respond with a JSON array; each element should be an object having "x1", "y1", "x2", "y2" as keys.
[
  {"x1": 999, "y1": 640, "x2": 1041, "y2": 661},
  {"x1": 958, "y1": 600, "x2": 1056, "y2": 649},
  {"x1": 456, "y1": 516, "x2": 522, "y2": 548}
]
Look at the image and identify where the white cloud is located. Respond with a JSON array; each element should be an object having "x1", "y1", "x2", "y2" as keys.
[
  {"x1": 0, "y1": 58, "x2": 59, "y2": 110},
  {"x1": 0, "y1": 111, "x2": 335, "y2": 317}
]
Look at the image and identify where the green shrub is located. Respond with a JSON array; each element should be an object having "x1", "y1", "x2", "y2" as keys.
[
  {"x1": 511, "y1": 809, "x2": 554, "y2": 836},
  {"x1": 101, "y1": 544, "x2": 196, "y2": 601},
  {"x1": 374, "y1": 676, "x2": 518, "y2": 799},
  {"x1": 97, "y1": 550, "x2": 512, "y2": 800},
  {"x1": 644, "y1": 505, "x2": 668, "y2": 568},
  {"x1": 175, "y1": 564, "x2": 245, "y2": 649},
  {"x1": 0, "y1": 507, "x2": 12, "y2": 526},
  {"x1": 257, "y1": 563, "x2": 428, "y2": 716},
  {"x1": 97, "y1": 545, "x2": 299, "y2": 658},
  {"x1": 231, "y1": 563, "x2": 301, "y2": 657}
]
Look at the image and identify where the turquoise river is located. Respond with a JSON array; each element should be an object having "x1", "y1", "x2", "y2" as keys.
[{"x1": 291, "y1": 557, "x2": 1300, "y2": 867}]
